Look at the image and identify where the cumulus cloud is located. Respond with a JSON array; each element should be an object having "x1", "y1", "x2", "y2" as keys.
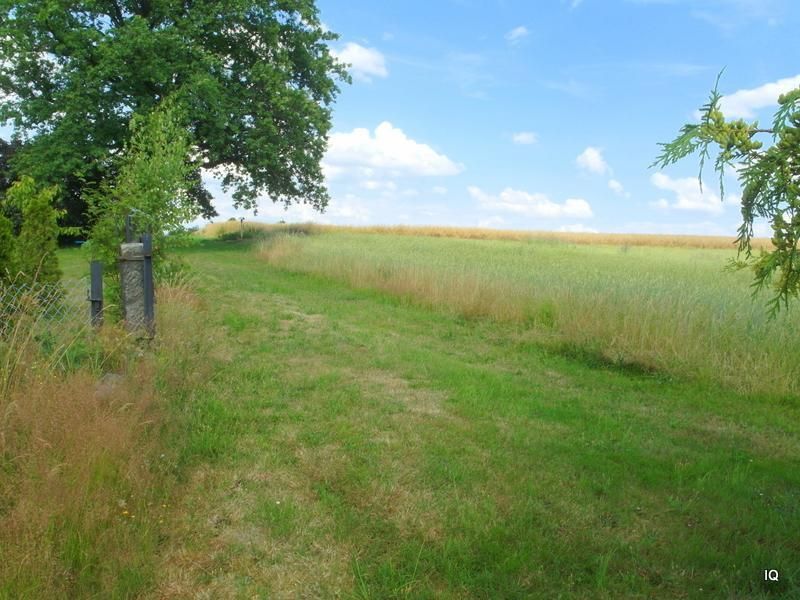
[
  {"x1": 576, "y1": 146, "x2": 609, "y2": 175},
  {"x1": 505, "y1": 26, "x2": 529, "y2": 44},
  {"x1": 331, "y1": 43, "x2": 388, "y2": 82},
  {"x1": 469, "y1": 186, "x2": 593, "y2": 219},
  {"x1": 650, "y1": 172, "x2": 739, "y2": 214},
  {"x1": 512, "y1": 131, "x2": 538, "y2": 145},
  {"x1": 720, "y1": 74, "x2": 800, "y2": 119},
  {"x1": 325, "y1": 121, "x2": 463, "y2": 178}
]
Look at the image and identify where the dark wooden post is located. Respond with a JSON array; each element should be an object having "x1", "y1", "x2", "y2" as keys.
[
  {"x1": 142, "y1": 232, "x2": 154, "y2": 336},
  {"x1": 89, "y1": 260, "x2": 103, "y2": 326}
]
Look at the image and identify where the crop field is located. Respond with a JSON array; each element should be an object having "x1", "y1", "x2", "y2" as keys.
[
  {"x1": 200, "y1": 220, "x2": 776, "y2": 250},
  {"x1": 3, "y1": 227, "x2": 798, "y2": 598},
  {"x1": 254, "y1": 226, "x2": 798, "y2": 398}
]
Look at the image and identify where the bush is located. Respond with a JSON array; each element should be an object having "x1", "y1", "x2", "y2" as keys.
[
  {"x1": 5, "y1": 176, "x2": 62, "y2": 284},
  {"x1": 0, "y1": 213, "x2": 14, "y2": 282}
]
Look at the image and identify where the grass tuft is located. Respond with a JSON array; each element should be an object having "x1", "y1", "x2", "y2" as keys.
[{"x1": 0, "y1": 280, "x2": 215, "y2": 597}]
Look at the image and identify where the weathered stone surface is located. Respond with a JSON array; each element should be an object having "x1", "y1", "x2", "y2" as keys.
[{"x1": 119, "y1": 242, "x2": 145, "y2": 330}]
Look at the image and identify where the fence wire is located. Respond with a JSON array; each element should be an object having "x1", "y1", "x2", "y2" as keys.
[{"x1": 0, "y1": 278, "x2": 91, "y2": 343}]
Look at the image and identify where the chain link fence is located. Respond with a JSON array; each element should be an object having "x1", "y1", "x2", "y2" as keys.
[{"x1": 0, "y1": 278, "x2": 92, "y2": 346}]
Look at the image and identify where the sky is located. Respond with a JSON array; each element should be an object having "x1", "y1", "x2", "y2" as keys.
[{"x1": 6, "y1": 0, "x2": 800, "y2": 235}]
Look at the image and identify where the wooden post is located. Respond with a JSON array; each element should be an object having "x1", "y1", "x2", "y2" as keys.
[
  {"x1": 142, "y1": 232, "x2": 154, "y2": 336},
  {"x1": 89, "y1": 260, "x2": 103, "y2": 326}
]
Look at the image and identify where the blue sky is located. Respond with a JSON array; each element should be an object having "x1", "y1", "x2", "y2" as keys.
[{"x1": 221, "y1": 0, "x2": 794, "y2": 235}]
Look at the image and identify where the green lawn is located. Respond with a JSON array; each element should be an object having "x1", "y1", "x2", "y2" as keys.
[{"x1": 130, "y1": 237, "x2": 800, "y2": 598}]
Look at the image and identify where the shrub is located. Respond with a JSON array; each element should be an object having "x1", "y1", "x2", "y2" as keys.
[
  {"x1": 0, "y1": 212, "x2": 14, "y2": 281},
  {"x1": 5, "y1": 176, "x2": 62, "y2": 284}
]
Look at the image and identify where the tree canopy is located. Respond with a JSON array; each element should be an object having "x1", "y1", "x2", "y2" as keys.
[
  {"x1": 0, "y1": 0, "x2": 348, "y2": 229},
  {"x1": 654, "y1": 75, "x2": 800, "y2": 313}
]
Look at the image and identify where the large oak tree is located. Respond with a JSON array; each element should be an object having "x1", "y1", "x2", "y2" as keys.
[{"x1": 0, "y1": 0, "x2": 348, "y2": 229}]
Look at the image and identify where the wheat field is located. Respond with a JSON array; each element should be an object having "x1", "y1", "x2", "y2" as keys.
[
  {"x1": 243, "y1": 226, "x2": 799, "y2": 397},
  {"x1": 200, "y1": 220, "x2": 774, "y2": 250}
]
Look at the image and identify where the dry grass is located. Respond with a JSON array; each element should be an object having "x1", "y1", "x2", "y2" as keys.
[
  {"x1": 199, "y1": 220, "x2": 774, "y2": 250},
  {"x1": 0, "y1": 282, "x2": 213, "y2": 597}
]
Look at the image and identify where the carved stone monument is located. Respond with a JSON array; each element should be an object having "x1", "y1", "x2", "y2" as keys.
[{"x1": 119, "y1": 242, "x2": 146, "y2": 331}]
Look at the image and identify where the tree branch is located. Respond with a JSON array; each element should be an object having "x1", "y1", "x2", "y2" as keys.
[{"x1": 106, "y1": 0, "x2": 125, "y2": 27}]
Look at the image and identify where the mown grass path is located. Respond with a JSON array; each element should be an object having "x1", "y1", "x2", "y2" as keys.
[{"x1": 154, "y1": 240, "x2": 799, "y2": 598}]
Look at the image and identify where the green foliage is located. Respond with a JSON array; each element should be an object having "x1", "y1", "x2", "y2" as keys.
[
  {"x1": 654, "y1": 73, "x2": 800, "y2": 313},
  {"x1": 87, "y1": 98, "x2": 196, "y2": 267},
  {"x1": 6, "y1": 176, "x2": 62, "y2": 284},
  {"x1": 0, "y1": 212, "x2": 14, "y2": 281},
  {"x1": 0, "y1": 0, "x2": 348, "y2": 228}
]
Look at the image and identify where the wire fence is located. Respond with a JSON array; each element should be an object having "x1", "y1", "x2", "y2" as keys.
[{"x1": 0, "y1": 278, "x2": 92, "y2": 344}]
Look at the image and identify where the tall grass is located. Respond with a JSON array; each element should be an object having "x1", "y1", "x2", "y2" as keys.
[
  {"x1": 201, "y1": 220, "x2": 774, "y2": 250},
  {"x1": 0, "y1": 280, "x2": 213, "y2": 597},
  {"x1": 258, "y1": 231, "x2": 800, "y2": 397}
]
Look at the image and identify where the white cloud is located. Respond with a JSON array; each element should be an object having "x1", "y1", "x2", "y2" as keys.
[
  {"x1": 576, "y1": 147, "x2": 609, "y2": 175},
  {"x1": 360, "y1": 180, "x2": 397, "y2": 192},
  {"x1": 512, "y1": 131, "x2": 538, "y2": 145},
  {"x1": 432, "y1": 186, "x2": 448, "y2": 195},
  {"x1": 478, "y1": 216, "x2": 506, "y2": 228},
  {"x1": 559, "y1": 223, "x2": 599, "y2": 233},
  {"x1": 608, "y1": 178, "x2": 630, "y2": 197},
  {"x1": 469, "y1": 186, "x2": 593, "y2": 219},
  {"x1": 505, "y1": 26, "x2": 529, "y2": 44},
  {"x1": 650, "y1": 172, "x2": 738, "y2": 214},
  {"x1": 608, "y1": 179, "x2": 624, "y2": 194},
  {"x1": 651, "y1": 198, "x2": 670, "y2": 210},
  {"x1": 325, "y1": 195, "x2": 372, "y2": 223},
  {"x1": 193, "y1": 174, "x2": 375, "y2": 226},
  {"x1": 325, "y1": 122, "x2": 463, "y2": 178},
  {"x1": 331, "y1": 43, "x2": 388, "y2": 82},
  {"x1": 720, "y1": 74, "x2": 800, "y2": 119}
]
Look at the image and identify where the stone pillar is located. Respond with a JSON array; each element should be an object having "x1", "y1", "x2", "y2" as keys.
[{"x1": 119, "y1": 242, "x2": 145, "y2": 331}]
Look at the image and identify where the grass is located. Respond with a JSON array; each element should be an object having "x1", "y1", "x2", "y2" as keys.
[
  {"x1": 254, "y1": 228, "x2": 800, "y2": 398},
  {"x1": 4, "y1": 232, "x2": 797, "y2": 597},
  {"x1": 146, "y1": 236, "x2": 798, "y2": 598},
  {"x1": 0, "y1": 249, "x2": 220, "y2": 598}
]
